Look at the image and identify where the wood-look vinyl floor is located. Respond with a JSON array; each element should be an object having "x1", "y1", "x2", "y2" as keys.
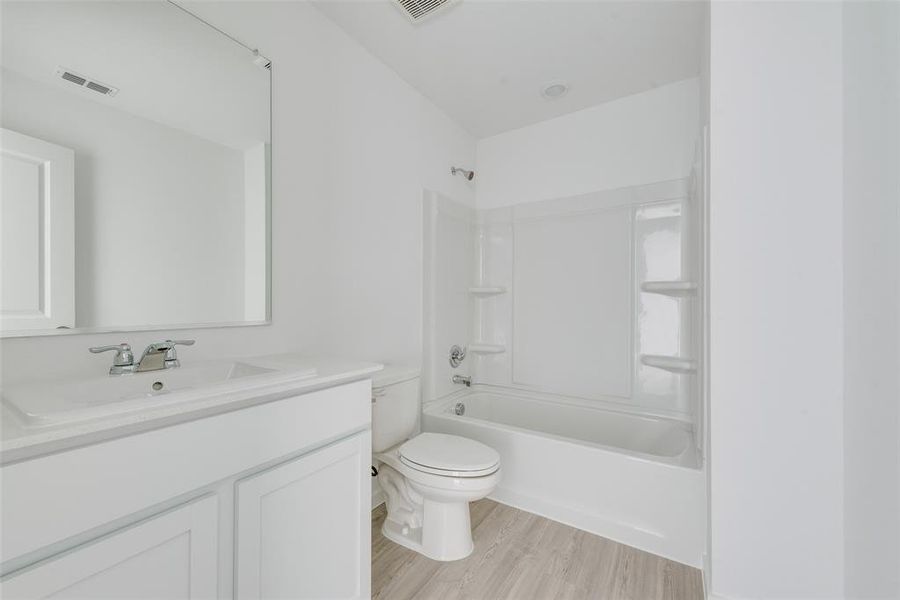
[{"x1": 372, "y1": 499, "x2": 703, "y2": 600}]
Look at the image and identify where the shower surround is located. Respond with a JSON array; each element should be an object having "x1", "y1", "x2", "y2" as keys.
[{"x1": 421, "y1": 168, "x2": 706, "y2": 566}]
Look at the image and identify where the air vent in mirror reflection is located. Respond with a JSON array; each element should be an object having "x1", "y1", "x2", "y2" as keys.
[
  {"x1": 56, "y1": 67, "x2": 118, "y2": 97},
  {"x1": 392, "y1": 0, "x2": 459, "y2": 22}
]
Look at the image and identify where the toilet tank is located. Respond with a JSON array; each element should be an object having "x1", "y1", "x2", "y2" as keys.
[{"x1": 371, "y1": 366, "x2": 420, "y2": 453}]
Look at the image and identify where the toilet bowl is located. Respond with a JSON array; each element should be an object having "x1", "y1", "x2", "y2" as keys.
[
  {"x1": 375, "y1": 432, "x2": 500, "y2": 561},
  {"x1": 372, "y1": 367, "x2": 501, "y2": 561}
]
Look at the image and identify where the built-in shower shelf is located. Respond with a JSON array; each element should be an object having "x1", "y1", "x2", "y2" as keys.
[
  {"x1": 469, "y1": 286, "x2": 507, "y2": 297},
  {"x1": 468, "y1": 343, "x2": 506, "y2": 354},
  {"x1": 640, "y1": 281, "x2": 698, "y2": 296},
  {"x1": 640, "y1": 354, "x2": 697, "y2": 373}
]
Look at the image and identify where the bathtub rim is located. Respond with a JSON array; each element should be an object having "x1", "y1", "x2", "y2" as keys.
[
  {"x1": 424, "y1": 386, "x2": 701, "y2": 470},
  {"x1": 426, "y1": 382, "x2": 696, "y2": 423}
]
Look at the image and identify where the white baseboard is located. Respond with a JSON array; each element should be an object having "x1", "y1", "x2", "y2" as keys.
[
  {"x1": 701, "y1": 554, "x2": 741, "y2": 600},
  {"x1": 702, "y1": 552, "x2": 711, "y2": 599}
]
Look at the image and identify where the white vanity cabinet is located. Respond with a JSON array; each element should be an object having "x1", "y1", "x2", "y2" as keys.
[
  {"x1": 2, "y1": 495, "x2": 220, "y2": 599},
  {"x1": 235, "y1": 435, "x2": 370, "y2": 599},
  {"x1": 0, "y1": 378, "x2": 372, "y2": 600}
]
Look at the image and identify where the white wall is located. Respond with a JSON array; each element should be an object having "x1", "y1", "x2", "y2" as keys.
[
  {"x1": 475, "y1": 78, "x2": 699, "y2": 210},
  {"x1": 842, "y1": 2, "x2": 900, "y2": 598},
  {"x1": 708, "y1": 2, "x2": 845, "y2": 598},
  {"x1": 0, "y1": 1, "x2": 475, "y2": 384},
  {"x1": 188, "y1": 1, "x2": 476, "y2": 370},
  {"x1": 2, "y1": 69, "x2": 247, "y2": 328}
]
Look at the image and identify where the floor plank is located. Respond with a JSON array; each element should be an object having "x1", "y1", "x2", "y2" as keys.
[{"x1": 372, "y1": 499, "x2": 703, "y2": 600}]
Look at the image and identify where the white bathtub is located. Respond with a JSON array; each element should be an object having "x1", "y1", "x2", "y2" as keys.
[{"x1": 422, "y1": 387, "x2": 705, "y2": 567}]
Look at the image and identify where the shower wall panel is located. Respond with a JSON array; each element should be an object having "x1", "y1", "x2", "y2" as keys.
[
  {"x1": 472, "y1": 179, "x2": 697, "y2": 419},
  {"x1": 422, "y1": 191, "x2": 475, "y2": 402},
  {"x1": 512, "y1": 207, "x2": 632, "y2": 400},
  {"x1": 424, "y1": 178, "x2": 701, "y2": 422}
]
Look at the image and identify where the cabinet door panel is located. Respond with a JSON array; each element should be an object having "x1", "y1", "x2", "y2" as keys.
[
  {"x1": 235, "y1": 433, "x2": 370, "y2": 600},
  {"x1": 1, "y1": 496, "x2": 217, "y2": 600}
]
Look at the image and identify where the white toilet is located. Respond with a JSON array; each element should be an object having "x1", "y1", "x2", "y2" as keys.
[{"x1": 372, "y1": 367, "x2": 501, "y2": 561}]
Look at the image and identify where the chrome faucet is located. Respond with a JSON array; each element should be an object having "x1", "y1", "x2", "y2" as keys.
[
  {"x1": 136, "y1": 340, "x2": 195, "y2": 372},
  {"x1": 90, "y1": 339, "x2": 195, "y2": 375},
  {"x1": 452, "y1": 374, "x2": 471, "y2": 387}
]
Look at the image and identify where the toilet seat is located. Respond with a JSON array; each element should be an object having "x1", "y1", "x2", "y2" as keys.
[{"x1": 399, "y1": 432, "x2": 500, "y2": 478}]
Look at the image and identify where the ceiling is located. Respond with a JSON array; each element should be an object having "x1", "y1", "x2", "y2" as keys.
[
  {"x1": 1, "y1": 1, "x2": 270, "y2": 150},
  {"x1": 314, "y1": 0, "x2": 704, "y2": 138}
]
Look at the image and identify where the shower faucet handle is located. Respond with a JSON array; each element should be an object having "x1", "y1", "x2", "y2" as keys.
[{"x1": 449, "y1": 344, "x2": 467, "y2": 368}]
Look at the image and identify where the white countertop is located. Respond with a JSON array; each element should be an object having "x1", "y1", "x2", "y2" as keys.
[{"x1": 0, "y1": 355, "x2": 383, "y2": 465}]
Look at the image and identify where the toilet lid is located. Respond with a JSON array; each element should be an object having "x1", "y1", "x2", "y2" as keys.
[{"x1": 399, "y1": 433, "x2": 500, "y2": 476}]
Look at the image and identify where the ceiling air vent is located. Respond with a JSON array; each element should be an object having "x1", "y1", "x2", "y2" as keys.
[
  {"x1": 392, "y1": 0, "x2": 459, "y2": 23},
  {"x1": 56, "y1": 67, "x2": 118, "y2": 97},
  {"x1": 61, "y1": 71, "x2": 87, "y2": 86},
  {"x1": 85, "y1": 81, "x2": 113, "y2": 95}
]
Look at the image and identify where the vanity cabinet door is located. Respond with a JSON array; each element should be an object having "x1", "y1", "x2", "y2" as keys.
[
  {"x1": 1, "y1": 495, "x2": 218, "y2": 600},
  {"x1": 235, "y1": 432, "x2": 371, "y2": 600}
]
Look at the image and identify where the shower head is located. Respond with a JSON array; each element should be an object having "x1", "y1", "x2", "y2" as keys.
[{"x1": 451, "y1": 166, "x2": 475, "y2": 181}]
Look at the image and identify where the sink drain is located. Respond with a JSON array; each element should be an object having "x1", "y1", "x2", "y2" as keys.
[{"x1": 152, "y1": 381, "x2": 164, "y2": 391}]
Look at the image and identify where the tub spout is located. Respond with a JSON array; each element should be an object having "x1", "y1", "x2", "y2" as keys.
[{"x1": 452, "y1": 375, "x2": 471, "y2": 387}]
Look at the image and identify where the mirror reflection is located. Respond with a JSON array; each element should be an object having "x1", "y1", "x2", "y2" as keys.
[{"x1": 0, "y1": 1, "x2": 271, "y2": 336}]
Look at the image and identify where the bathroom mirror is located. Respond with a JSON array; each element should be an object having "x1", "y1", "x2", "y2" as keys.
[{"x1": 0, "y1": 1, "x2": 271, "y2": 337}]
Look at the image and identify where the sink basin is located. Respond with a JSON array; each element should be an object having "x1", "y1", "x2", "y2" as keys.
[{"x1": 2, "y1": 361, "x2": 317, "y2": 428}]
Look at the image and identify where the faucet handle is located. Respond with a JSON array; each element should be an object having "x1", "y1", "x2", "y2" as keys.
[
  {"x1": 162, "y1": 339, "x2": 195, "y2": 366},
  {"x1": 449, "y1": 344, "x2": 467, "y2": 368},
  {"x1": 89, "y1": 343, "x2": 134, "y2": 367}
]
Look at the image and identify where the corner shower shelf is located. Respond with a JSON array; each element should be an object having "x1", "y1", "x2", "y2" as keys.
[
  {"x1": 468, "y1": 343, "x2": 506, "y2": 354},
  {"x1": 640, "y1": 354, "x2": 697, "y2": 374},
  {"x1": 640, "y1": 281, "x2": 698, "y2": 297},
  {"x1": 469, "y1": 286, "x2": 507, "y2": 297}
]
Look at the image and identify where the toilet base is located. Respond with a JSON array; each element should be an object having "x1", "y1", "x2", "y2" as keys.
[
  {"x1": 374, "y1": 448, "x2": 500, "y2": 562},
  {"x1": 382, "y1": 499, "x2": 475, "y2": 562},
  {"x1": 377, "y1": 462, "x2": 479, "y2": 561}
]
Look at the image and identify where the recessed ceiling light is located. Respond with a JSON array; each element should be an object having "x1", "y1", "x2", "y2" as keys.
[{"x1": 541, "y1": 81, "x2": 569, "y2": 100}]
